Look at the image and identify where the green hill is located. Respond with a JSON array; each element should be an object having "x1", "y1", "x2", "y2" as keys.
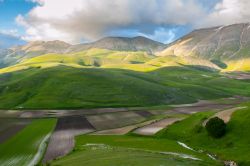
[
  {"x1": 156, "y1": 103, "x2": 250, "y2": 165},
  {"x1": 0, "y1": 64, "x2": 249, "y2": 109}
]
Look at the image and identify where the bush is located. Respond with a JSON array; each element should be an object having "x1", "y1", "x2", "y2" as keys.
[{"x1": 205, "y1": 117, "x2": 226, "y2": 138}]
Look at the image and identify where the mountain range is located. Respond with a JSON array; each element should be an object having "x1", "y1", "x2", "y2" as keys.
[
  {"x1": 0, "y1": 23, "x2": 249, "y2": 109},
  {"x1": 1, "y1": 23, "x2": 250, "y2": 71}
]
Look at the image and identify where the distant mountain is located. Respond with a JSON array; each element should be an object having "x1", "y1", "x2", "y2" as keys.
[
  {"x1": 159, "y1": 23, "x2": 250, "y2": 70},
  {"x1": 67, "y1": 36, "x2": 165, "y2": 54},
  {"x1": 1, "y1": 26, "x2": 250, "y2": 71},
  {"x1": 0, "y1": 40, "x2": 72, "y2": 68},
  {"x1": 0, "y1": 36, "x2": 165, "y2": 68},
  {"x1": 11, "y1": 40, "x2": 71, "y2": 54}
]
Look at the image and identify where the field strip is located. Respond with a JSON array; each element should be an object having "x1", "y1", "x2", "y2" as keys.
[
  {"x1": 42, "y1": 116, "x2": 95, "y2": 163},
  {"x1": 203, "y1": 106, "x2": 247, "y2": 125},
  {"x1": 92, "y1": 119, "x2": 156, "y2": 135},
  {"x1": 133, "y1": 117, "x2": 185, "y2": 135},
  {"x1": 86, "y1": 111, "x2": 146, "y2": 130}
]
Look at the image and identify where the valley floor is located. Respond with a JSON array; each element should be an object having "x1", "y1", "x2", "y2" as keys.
[{"x1": 0, "y1": 96, "x2": 249, "y2": 166}]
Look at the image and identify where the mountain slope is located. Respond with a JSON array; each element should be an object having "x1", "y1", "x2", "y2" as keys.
[
  {"x1": 0, "y1": 36, "x2": 165, "y2": 69},
  {"x1": 159, "y1": 23, "x2": 250, "y2": 71},
  {"x1": 67, "y1": 36, "x2": 165, "y2": 54},
  {"x1": 0, "y1": 40, "x2": 72, "y2": 68},
  {"x1": 0, "y1": 65, "x2": 250, "y2": 109}
]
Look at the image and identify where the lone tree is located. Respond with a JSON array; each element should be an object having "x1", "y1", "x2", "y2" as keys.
[{"x1": 205, "y1": 117, "x2": 226, "y2": 138}]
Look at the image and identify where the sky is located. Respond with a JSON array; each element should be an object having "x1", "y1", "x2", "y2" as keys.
[{"x1": 1, "y1": 0, "x2": 250, "y2": 47}]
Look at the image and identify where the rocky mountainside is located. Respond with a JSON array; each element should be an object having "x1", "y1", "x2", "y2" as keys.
[
  {"x1": 160, "y1": 23, "x2": 250, "y2": 62},
  {"x1": 1, "y1": 23, "x2": 250, "y2": 71}
]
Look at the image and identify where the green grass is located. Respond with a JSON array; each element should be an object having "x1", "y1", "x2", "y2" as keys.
[
  {"x1": 0, "y1": 118, "x2": 56, "y2": 166},
  {"x1": 0, "y1": 65, "x2": 249, "y2": 109},
  {"x1": 50, "y1": 135, "x2": 221, "y2": 166},
  {"x1": 50, "y1": 144, "x2": 214, "y2": 166},
  {"x1": 156, "y1": 105, "x2": 250, "y2": 165}
]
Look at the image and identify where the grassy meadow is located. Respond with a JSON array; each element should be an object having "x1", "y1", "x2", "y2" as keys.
[{"x1": 0, "y1": 64, "x2": 249, "y2": 109}]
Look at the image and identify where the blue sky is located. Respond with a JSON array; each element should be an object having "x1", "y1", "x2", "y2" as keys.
[
  {"x1": 0, "y1": 0, "x2": 249, "y2": 47},
  {"x1": 0, "y1": 0, "x2": 35, "y2": 33}
]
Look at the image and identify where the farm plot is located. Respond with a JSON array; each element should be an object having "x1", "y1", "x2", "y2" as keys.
[
  {"x1": 134, "y1": 110, "x2": 153, "y2": 118},
  {"x1": 0, "y1": 118, "x2": 31, "y2": 143},
  {"x1": 93, "y1": 119, "x2": 156, "y2": 135},
  {"x1": 0, "y1": 119, "x2": 56, "y2": 166},
  {"x1": 86, "y1": 111, "x2": 146, "y2": 130},
  {"x1": 43, "y1": 116, "x2": 95, "y2": 163},
  {"x1": 133, "y1": 117, "x2": 184, "y2": 136},
  {"x1": 171, "y1": 101, "x2": 233, "y2": 114}
]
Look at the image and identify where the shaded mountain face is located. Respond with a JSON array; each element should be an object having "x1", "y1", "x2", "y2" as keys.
[
  {"x1": 160, "y1": 23, "x2": 250, "y2": 62},
  {"x1": 67, "y1": 36, "x2": 166, "y2": 54},
  {"x1": 0, "y1": 40, "x2": 72, "y2": 68}
]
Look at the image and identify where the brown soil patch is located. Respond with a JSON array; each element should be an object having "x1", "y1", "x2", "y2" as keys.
[
  {"x1": 42, "y1": 116, "x2": 95, "y2": 163},
  {"x1": 93, "y1": 119, "x2": 156, "y2": 135},
  {"x1": 134, "y1": 111, "x2": 153, "y2": 118},
  {"x1": 203, "y1": 107, "x2": 247, "y2": 126},
  {"x1": 86, "y1": 112, "x2": 145, "y2": 130},
  {"x1": 133, "y1": 117, "x2": 184, "y2": 136}
]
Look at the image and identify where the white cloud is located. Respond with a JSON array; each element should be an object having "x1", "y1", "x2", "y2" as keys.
[
  {"x1": 17, "y1": 0, "x2": 250, "y2": 43},
  {"x1": 198, "y1": 0, "x2": 250, "y2": 27},
  {"x1": 17, "y1": 0, "x2": 205, "y2": 43},
  {"x1": 140, "y1": 28, "x2": 176, "y2": 44},
  {"x1": 0, "y1": 29, "x2": 19, "y2": 37}
]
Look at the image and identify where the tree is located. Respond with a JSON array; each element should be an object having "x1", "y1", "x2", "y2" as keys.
[{"x1": 205, "y1": 117, "x2": 226, "y2": 138}]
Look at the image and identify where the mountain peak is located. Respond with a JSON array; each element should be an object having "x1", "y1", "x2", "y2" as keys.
[{"x1": 66, "y1": 36, "x2": 165, "y2": 53}]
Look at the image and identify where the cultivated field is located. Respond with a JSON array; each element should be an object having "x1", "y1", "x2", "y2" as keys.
[
  {"x1": 133, "y1": 117, "x2": 184, "y2": 135},
  {"x1": 0, "y1": 119, "x2": 56, "y2": 166},
  {"x1": 0, "y1": 118, "x2": 30, "y2": 144},
  {"x1": 86, "y1": 111, "x2": 147, "y2": 130},
  {"x1": 43, "y1": 116, "x2": 95, "y2": 163}
]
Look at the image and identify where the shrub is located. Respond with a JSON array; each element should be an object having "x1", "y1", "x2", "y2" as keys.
[{"x1": 205, "y1": 117, "x2": 226, "y2": 138}]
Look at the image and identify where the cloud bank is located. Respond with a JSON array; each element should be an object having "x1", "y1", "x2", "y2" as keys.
[{"x1": 16, "y1": 0, "x2": 250, "y2": 43}]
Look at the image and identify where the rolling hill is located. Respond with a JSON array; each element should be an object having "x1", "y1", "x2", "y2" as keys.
[{"x1": 0, "y1": 23, "x2": 249, "y2": 109}]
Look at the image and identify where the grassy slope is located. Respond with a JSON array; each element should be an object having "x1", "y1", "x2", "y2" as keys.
[
  {"x1": 50, "y1": 135, "x2": 221, "y2": 166},
  {"x1": 156, "y1": 104, "x2": 250, "y2": 165},
  {"x1": 0, "y1": 119, "x2": 56, "y2": 166},
  {"x1": 0, "y1": 66, "x2": 186, "y2": 109},
  {"x1": 0, "y1": 65, "x2": 249, "y2": 109}
]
